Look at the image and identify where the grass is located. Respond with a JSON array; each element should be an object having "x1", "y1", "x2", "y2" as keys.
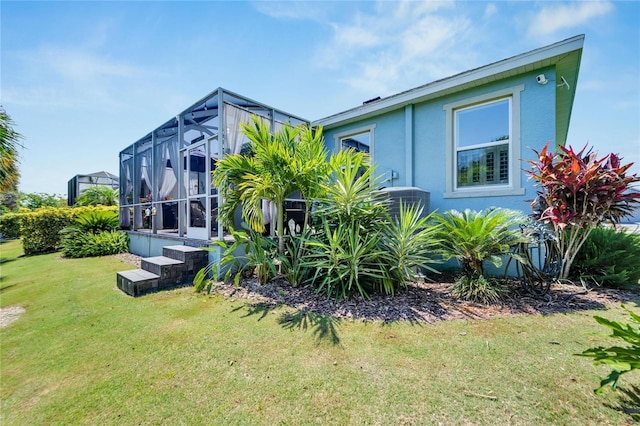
[{"x1": 1, "y1": 238, "x2": 638, "y2": 425}]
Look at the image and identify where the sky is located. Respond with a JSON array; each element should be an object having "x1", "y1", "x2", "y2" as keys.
[{"x1": 2, "y1": 0, "x2": 639, "y2": 196}]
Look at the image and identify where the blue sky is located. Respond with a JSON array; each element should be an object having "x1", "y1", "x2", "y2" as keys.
[{"x1": 2, "y1": 0, "x2": 638, "y2": 196}]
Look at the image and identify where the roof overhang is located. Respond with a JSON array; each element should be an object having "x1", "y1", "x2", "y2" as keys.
[{"x1": 313, "y1": 34, "x2": 584, "y2": 143}]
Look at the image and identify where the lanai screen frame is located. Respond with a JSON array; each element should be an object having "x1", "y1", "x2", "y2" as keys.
[{"x1": 118, "y1": 87, "x2": 308, "y2": 240}]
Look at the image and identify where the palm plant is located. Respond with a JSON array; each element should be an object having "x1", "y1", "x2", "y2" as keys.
[
  {"x1": 290, "y1": 125, "x2": 329, "y2": 229},
  {"x1": 433, "y1": 208, "x2": 530, "y2": 301},
  {"x1": 0, "y1": 108, "x2": 23, "y2": 192},
  {"x1": 381, "y1": 202, "x2": 441, "y2": 282},
  {"x1": 214, "y1": 116, "x2": 328, "y2": 254},
  {"x1": 315, "y1": 149, "x2": 388, "y2": 227},
  {"x1": 75, "y1": 186, "x2": 118, "y2": 206},
  {"x1": 304, "y1": 219, "x2": 395, "y2": 300},
  {"x1": 303, "y1": 150, "x2": 400, "y2": 299}
]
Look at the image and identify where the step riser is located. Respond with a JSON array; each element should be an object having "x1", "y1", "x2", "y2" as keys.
[
  {"x1": 117, "y1": 245, "x2": 208, "y2": 297},
  {"x1": 163, "y1": 246, "x2": 209, "y2": 274},
  {"x1": 141, "y1": 259, "x2": 187, "y2": 284},
  {"x1": 117, "y1": 273, "x2": 159, "y2": 297}
]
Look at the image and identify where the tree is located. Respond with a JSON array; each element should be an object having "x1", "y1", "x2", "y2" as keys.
[
  {"x1": 19, "y1": 192, "x2": 66, "y2": 210},
  {"x1": 214, "y1": 116, "x2": 328, "y2": 254},
  {"x1": 75, "y1": 186, "x2": 118, "y2": 206},
  {"x1": 527, "y1": 143, "x2": 640, "y2": 279},
  {"x1": 0, "y1": 107, "x2": 23, "y2": 192},
  {"x1": 290, "y1": 125, "x2": 329, "y2": 229}
]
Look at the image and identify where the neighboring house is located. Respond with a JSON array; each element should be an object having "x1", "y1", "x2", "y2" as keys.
[
  {"x1": 117, "y1": 35, "x2": 584, "y2": 257},
  {"x1": 313, "y1": 34, "x2": 584, "y2": 215},
  {"x1": 67, "y1": 171, "x2": 119, "y2": 206}
]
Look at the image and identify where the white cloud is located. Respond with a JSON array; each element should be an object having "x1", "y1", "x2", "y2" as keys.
[
  {"x1": 252, "y1": 0, "x2": 333, "y2": 21},
  {"x1": 332, "y1": 23, "x2": 381, "y2": 49},
  {"x1": 6, "y1": 46, "x2": 158, "y2": 111},
  {"x1": 483, "y1": 3, "x2": 497, "y2": 20},
  {"x1": 314, "y1": 0, "x2": 472, "y2": 95},
  {"x1": 41, "y1": 48, "x2": 147, "y2": 82},
  {"x1": 528, "y1": 1, "x2": 614, "y2": 37}
]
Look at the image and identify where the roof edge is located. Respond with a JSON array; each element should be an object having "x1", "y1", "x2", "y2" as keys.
[{"x1": 313, "y1": 34, "x2": 585, "y2": 128}]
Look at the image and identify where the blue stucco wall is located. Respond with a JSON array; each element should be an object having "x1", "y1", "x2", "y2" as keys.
[{"x1": 322, "y1": 67, "x2": 558, "y2": 215}]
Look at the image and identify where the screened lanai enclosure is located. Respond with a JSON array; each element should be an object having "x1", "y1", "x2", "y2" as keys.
[{"x1": 119, "y1": 88, "x2": 307, "y2": 251}]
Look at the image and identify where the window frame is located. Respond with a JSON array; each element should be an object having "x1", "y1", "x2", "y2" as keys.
[
  {"x1": 333, "y1": 124, "x2": 376, "y2": 159},
  {"x1": 444, "y1": 85, "x2": 524, "y2": 198}
]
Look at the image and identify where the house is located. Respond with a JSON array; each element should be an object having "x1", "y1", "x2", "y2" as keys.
[
  {"x1": 117, "y1": 35, "x2": 584, "y2": 258},
  {"x1": 67, "y1": 171, "x2": 119, "y2": 206},
  {"x1": 314, "y1": 35, "x2": 584, "y2": 215}
]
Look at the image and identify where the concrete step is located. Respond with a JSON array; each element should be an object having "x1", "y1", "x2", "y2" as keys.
[
  {"x1": 117, "y1": 245, "x2": 210, "y2": 297},
  {"x1": 163, "y1": 245, "x2": 208, "y2": 276},
  {"x1": 141, "y1": 256, "x2": 187, "y2": 288},
  {"x1": 117, "y1": 269, "x2": 160, "y2": 297}
]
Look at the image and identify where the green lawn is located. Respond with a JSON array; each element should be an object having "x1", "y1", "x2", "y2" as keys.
[{"x1": 1, "y1": 239, "x2": 638, "y2": 425}]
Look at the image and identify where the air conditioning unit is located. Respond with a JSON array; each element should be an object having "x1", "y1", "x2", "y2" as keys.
[{"x1": 378, "y1": 187, "x2": 430, "y2": 220}]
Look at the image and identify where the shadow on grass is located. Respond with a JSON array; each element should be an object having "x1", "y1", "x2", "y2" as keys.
[
  {"x1": 213, "y1": 275, "x2": 640, "y2": 329},
  {"x1": 278, "y1": 310, "x2": 341, "y2": 345},
  {"x1": 0, "y1": 257, "x2": 16, "y2": 266},
  {"x1": 603, "y1": 384, "x2": 640, "y2": 422},
  {"x1": 232, "y1": 302, "x2": 342, "y2": 345}
]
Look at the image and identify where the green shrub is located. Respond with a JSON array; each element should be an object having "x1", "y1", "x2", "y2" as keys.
[
  {"x1": 60, "y1": 211, "x2": 127, "y2": 259},
  {"x1": 452, "y1": 274, "x2": 509, "y2": 304},
  {"x1": 21, "y1": 207, "x2": 77, "y2": 255},
  {"x1": 302, "y1": 150, "x2": 395, "y2": 300},
  {"x1": 433, "y1": 208, "x2": 530, "y2": 302},
  {"x1": 577, "y1": 306, "x2": 640, "y2": 399},
  {"x1": 380, "y1": 202, "x2": 441, "y2": 282},
  {"x1": 21, "y1": 206, "x2": 118, "y2": 255},
  {"x1": 73, "y1": 210, "x2": 119, "y2": 233},
  {"x1": 0, "y1": 212, "x2": 21, "y2": 239},
  {"x1": 278, "y1": 230, "x2": 313, "y2": 287},
  {"x1": 60, "y1": 228, "x2": 129, "y2": 258},
  {"x1": 570, "y1": 227, "x2": 640, "y2": 289},
  {"x1": 194, "y1": 227, "x2": 278, "y2": 292},
  {"x1": 85, "y1": 230, "x2": 129, "y2": 257},
  {"x1": 302, "y1": 151, "x2": 440, "y2": 301},
  {"x1": 303, "y1": 219, "x2": 396, "y2": 301}
]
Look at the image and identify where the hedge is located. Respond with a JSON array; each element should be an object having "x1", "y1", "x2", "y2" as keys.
[
  {"x1": 0, "y1": 213, "x2": 22, "y2": 239},
  {"x1": 20, "y1": 206, "x2": 118, "y2": 255}
]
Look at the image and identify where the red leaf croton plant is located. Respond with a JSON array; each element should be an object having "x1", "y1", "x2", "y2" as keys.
[{"x1": 527, "y1": 142, "x2": 640, "y2": 280}]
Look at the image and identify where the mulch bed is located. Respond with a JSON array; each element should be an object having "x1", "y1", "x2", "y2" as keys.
[
  {"x1": 114, "y1": 252, "x2": 639, "y2": 323},
  {"x1": 205, "y1": 274, "x2": 639, "y2": 324}
]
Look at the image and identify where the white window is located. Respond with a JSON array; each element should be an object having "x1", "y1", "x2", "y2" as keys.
[
  {"x1": 333, "y1": 125, "x2": 376, "y2": 158},
  {"x1": 455, "y1": 98, "x2": 510, "y2": 188},
  {"x1": 444, "y1": 85, "x2": 524, "y2": 198}
]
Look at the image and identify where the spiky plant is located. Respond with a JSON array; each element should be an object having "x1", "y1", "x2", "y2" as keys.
[
  {"x1": 381, "y1": 202, "x2": 441, "y2": 283},
  {"x1": 434, "y1": 208, "x2": 530, "y2": 278},
  {"x1": 527, "y1": 142, "x2": 640, "y2": 279}
]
